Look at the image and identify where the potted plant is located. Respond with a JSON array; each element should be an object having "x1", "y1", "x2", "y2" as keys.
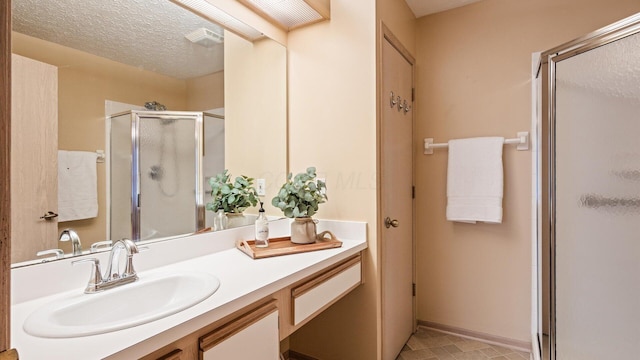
[
  {"x1": 272, "y1": 167, "x2": 327, "y2": 244},
  {"x1": 206, "y1": 170, "x2": 258, "y2": 229}
]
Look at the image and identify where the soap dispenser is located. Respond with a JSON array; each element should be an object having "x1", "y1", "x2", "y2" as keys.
[{"x1": 254, "y1": 202, "x2": 269, "y2": 247}]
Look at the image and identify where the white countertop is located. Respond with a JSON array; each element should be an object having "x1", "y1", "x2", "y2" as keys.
[{"x1": 11, "y1": 219, "x2": 367, "y2": 360}]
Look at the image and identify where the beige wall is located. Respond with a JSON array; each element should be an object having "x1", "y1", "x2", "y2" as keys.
[
  {"x1": 415, "y1": 0, "x2": 640, "y2": 343},
  {"x1": 286, "y1": 0, "x2": 378, "y2": 359},
  {"x1": 12, "y1": 32, "x2": 188, "y2": 252},
  {"x1": 224, "y1": 31, "x2": 287, "y2": 216},
  {"x1": 286, "y1": 0, "x2": 416, "y2": 358},
  {"x1": 186, "y1": 71, "x2": 224, "y2": 111}
]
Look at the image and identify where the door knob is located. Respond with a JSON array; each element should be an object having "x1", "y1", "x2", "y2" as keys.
[
  {"x1": 40, "y1": 211, "x2": 58, "y2": 220},
  {"x1": 384, "y1": 217, "x2": 399, "y2": 228}
]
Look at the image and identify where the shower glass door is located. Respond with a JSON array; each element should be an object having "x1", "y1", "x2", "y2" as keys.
[
  {"x1": 109, "y1": 111, "x2": 204, "y2": 242},
  {"x1": 136, "y1": 112, "x2": 203, "y2": 241},
  {"x1": 552, "y1": 30, "x2": 640, "y2": 359}
]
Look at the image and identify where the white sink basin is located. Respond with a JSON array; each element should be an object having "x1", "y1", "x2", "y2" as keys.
[{"x1": 23, "y1": 271, "x2": 220, "y2": 338}]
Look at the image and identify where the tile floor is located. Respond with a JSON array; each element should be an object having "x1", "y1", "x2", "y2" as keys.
[{"x1": 397, "y1": 327, "x2": 530, "y2": 360}]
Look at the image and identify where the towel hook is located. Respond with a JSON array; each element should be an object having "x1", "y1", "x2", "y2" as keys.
[
  {"x1": 389, "y1": 91, "x2": 397, "y2": 108},
  {"x1": 403, "y1": 99, "x2": 411, "y2": 114}
]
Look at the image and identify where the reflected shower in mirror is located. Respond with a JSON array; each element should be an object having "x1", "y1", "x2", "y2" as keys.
[
  {"x1": 10, "y1": 0, "x2": 287, "y2": 266},
  {"x1": 108, "y1": 111, "x2": 222, "y2": 242}
]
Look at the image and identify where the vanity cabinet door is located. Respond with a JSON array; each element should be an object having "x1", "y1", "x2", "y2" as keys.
[{"x1": 200, "y1": 301, "x2": 279, "y2": 360}]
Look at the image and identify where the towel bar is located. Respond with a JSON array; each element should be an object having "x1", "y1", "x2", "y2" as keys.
[{"x1": 423, "y1": 131, "x2": 529, "y2": 155}]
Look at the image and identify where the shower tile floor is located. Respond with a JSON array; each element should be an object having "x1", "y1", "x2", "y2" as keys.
[{"x1": 396, "y1": 327, "x2": 530, "y2": 360}]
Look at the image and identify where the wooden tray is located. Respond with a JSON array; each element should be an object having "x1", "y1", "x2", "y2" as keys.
[{"x1": 236, "y1": 235, "x2": 342, "y2": 259}]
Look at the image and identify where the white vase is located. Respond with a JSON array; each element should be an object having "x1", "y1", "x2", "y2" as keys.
[
  {"x1": 290, "y1": 217, "x2": 318, "y2": 244},
  {"x1": 226, "y1": 212, "x2": 246, "y2": 229}
]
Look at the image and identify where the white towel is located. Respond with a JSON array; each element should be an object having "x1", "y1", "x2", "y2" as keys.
[
  {"x1": 58, "y1": 150, "x2": 98, "y2": 222},
  {"x1": 446, "y1": 137, "x2": 504, "y2": 224}
]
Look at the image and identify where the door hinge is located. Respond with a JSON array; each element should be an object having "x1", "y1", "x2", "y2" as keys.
[
  {"x1": 412, "y1": 186, "x2": 415, "y2": 199},
  {"x1": 412, "y1": 283, "x2": 416, "y2": 296},
  {"x1": 412, "y1": 88, "x2": 415, "y2": 102}
]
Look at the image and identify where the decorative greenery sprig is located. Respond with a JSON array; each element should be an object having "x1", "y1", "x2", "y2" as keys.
[
  {"x1": 272, "y1": 167, "x2": 327, "y2": 218},
  {"x1": 206, "y1": 170, "x2": 258, "y2": 214}
]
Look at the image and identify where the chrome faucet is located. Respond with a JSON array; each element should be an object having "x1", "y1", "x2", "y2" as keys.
[
  {"x1": 72, "y1": 239, "x2": 140, "y2": 293},
  {"x1": 59, "y1": 229, "x2": 82, "y2": 255},
  {"x1": 104, "y1": 239, "x2": 140, "y2": 281}
]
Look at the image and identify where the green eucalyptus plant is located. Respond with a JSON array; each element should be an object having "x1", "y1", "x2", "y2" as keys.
[
  {"x1": 272, "y1": 167, "x2": 327, "y2": 218},
  {"x1": 206, "y1": 170, "x2": 258, "y2": 214}
]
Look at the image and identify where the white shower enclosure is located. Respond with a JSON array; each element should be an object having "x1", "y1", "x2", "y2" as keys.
[
  {"x1": 108, "y1": 111, "x2": 223, "y2": 242},
  {"x1": 537, "y1": 14, "x2": 640, "y2": 360}
]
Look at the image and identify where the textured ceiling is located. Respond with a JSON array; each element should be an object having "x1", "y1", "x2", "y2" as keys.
[
  {"x1": 405, "y1": 0, "x2": 484, "y2": 17},
  {"x1": 12, "y1": 0, "x2": 229, "y2": 79},
  {"x1": 557, "y1": 33, "x2": 640, "y2": 99}
]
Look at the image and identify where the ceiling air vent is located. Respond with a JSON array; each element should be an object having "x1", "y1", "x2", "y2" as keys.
[{"x1": 185, "y1": 28, "x2": 224, "y2": 47}]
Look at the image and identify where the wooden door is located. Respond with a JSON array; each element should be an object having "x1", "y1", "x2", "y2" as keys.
[
  {"x1": 380, "y1": 28, "x2": 415, "y2": 360},
  {"x1": 10, "y1": 54, "x2": 58, "y2": 263}
]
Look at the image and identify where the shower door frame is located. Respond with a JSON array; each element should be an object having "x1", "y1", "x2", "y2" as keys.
[
  {"x1": 537, "y1": 12, "x2": 640, "y2": 360},
  {"x1": 130, "y1": 111, "x2": 205, "y2": 241}
]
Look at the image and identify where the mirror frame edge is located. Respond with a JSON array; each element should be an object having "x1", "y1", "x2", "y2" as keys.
[{"x1": 1, "y1": 0, "x2": 11, "y2": 351}]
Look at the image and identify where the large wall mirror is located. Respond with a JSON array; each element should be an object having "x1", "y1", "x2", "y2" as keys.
[{"x1": 10, "y1": 0, "x2": 287, "y2": 266}]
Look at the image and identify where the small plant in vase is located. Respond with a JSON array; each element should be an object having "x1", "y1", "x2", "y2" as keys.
[
  {"x1": 272, "y1": 167, "x2": 327, "y2": 244},
  {"x1": 206, "y1": 170, "x2": 258, "y2": 229}
]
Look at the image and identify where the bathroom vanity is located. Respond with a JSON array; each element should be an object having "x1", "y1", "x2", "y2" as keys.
[{"x1": 10, "y1": 219, "x2": 367, "y2": 360}]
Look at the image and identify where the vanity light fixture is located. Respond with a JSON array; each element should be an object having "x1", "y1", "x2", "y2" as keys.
[
  {"x1": 171, "y1": 0, "x2": 264, "y2": 41},
  {"x1": 237, "y1": 0, "x2": 330, "y2": 31}
]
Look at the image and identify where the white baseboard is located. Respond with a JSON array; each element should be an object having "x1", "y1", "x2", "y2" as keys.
[{"x1": 417, "y1": 320, "x2": 532, "y2": 354}]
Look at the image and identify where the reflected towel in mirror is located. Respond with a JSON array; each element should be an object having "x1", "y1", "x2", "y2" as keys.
[{"x1": 58, "y1": 150, "x2": 98, "y2": 222}]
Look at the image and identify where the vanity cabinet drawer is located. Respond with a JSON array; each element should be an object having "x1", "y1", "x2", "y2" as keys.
[
  {"x1": 155, "y1": 349, "x2": 183, "y2": 360},
  {"x1": 200, "y1": 300, "x2": 279, "y2": 360},
  {"x1": 291, "y1": 254, "x2": 362, "y2": 326}
]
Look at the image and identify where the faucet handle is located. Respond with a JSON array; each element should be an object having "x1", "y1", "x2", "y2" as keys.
[
  {"x1": 121, "y1": 239, "x2": 140, "y2": 278},
  {"x1": 90, "y1": 240, "x2": 113, "y2": 253},
  {"x1": 36, "y1": 248, "x2": 64, "y2": 260},
  {"x1": 72, "y1": 258, "x2": 104, "y2": 293}
]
